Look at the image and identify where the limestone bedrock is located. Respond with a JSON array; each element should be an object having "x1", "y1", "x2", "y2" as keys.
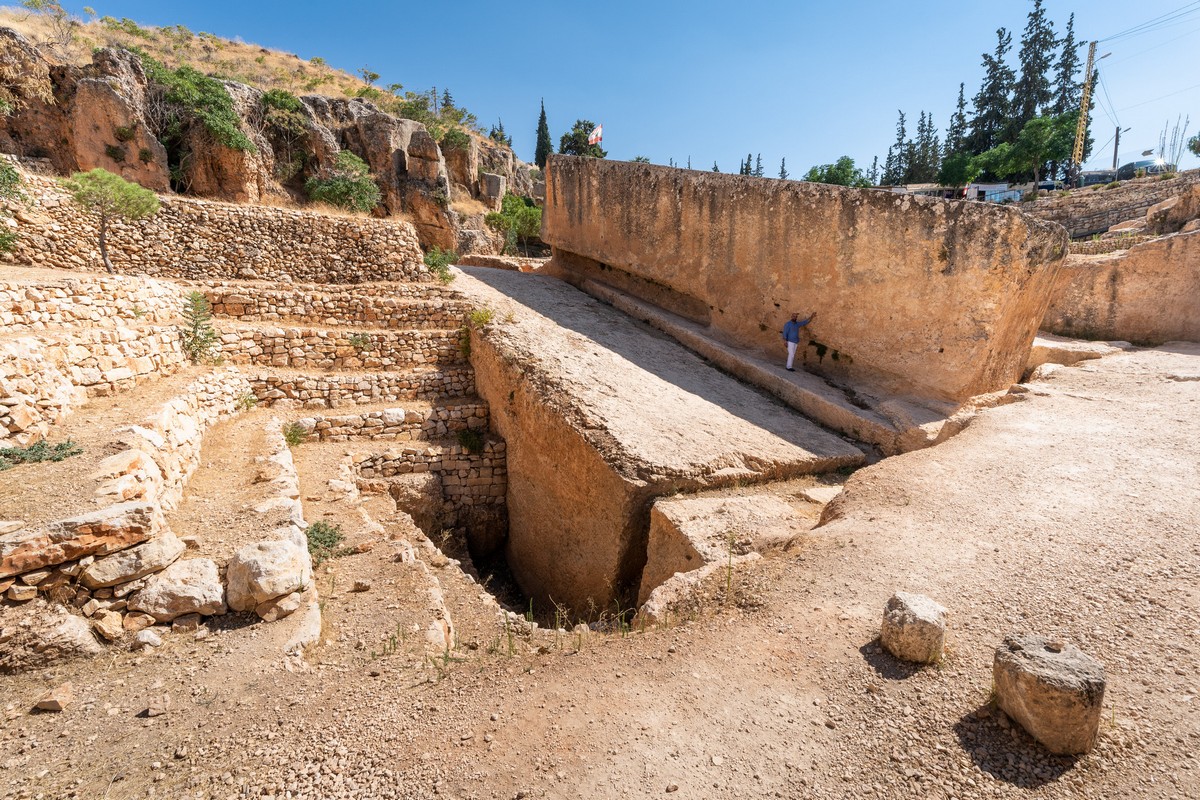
[
  {"x1": 453, "y1": 268, "x2": 862, "y2": 614},
  {"x1": 542, "y1": 156, "x2": 1068, "y2": 403}
]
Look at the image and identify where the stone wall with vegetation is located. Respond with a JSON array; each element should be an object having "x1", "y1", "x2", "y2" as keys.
[
  {"x1": 4, "y1": 169, "x2": 427, "y2": 284},
  {"x1": 218, "y1": 327, "x2": 463, "y2": 371},
  {"x1": 543, "y1": 156, "x2": 1068, "y2": 403},
  {"x1": 1026, "y1": 169, "x2": 1200, "y2": 238},
  {"x1": 0, "y1": 272, "x2": 181, "y2": 331},
  {"x1": 353, "y1": 440, "x2": 507, "y2": 517},
  {"x1": 1043, "y1": 231, "x2": 1200, "y2": 346}
]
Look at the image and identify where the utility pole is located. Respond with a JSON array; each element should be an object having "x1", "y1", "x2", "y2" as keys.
[
  {"x1": 1113, "y1": 126, "x2": 1130, "y2": 170},
  {"x1": 1071, "y1": 41, "x2": 1098, "y2": 187}
]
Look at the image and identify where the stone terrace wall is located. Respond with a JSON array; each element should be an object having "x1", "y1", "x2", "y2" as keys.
[
  {"x1": 249, "y1": 369, "x2": 475, "y2": 409},
  {"x1": 1, "y1": 272, "x2": 181, "y2": 331},
  {"x1": 294, "y1": 402, "x2": 489, "y2": 443},
  {"x1": 219, "y1": 327, "x2": 463, "y2": 371},
  {"x1": 354, "y1": 440, "x2": 507, "y2": 519},
  {"x1": 1043, "y1": 230, "x2": 1200, "y2": 346},
  {"x1": 3, "y1": 167, "x2": 428, "y2": 284},
  {"x1": 1026, "y1": 169, "x2": 1200, "y2": 238},
  {"x1": 1, "y1": 326, "x2": 184, "y2": 446},
  {"x1": 200, "y1": 284, "x2": 469, "y2": 329},
  {"x1": 543, "y1": 156, "x2": 1067, "y2": 402}
]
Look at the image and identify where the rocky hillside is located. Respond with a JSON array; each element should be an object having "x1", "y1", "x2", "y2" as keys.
[{"x1": 0, "y1": 24, "x2": 536, "y2": 254}]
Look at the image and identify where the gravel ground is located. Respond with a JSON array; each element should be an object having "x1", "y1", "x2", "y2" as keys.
[{"x1": 1, "y1": 345, "x2": 1198, "y2": 799}]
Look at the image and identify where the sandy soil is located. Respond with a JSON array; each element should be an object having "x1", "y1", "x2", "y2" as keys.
[{"x1": 0, "y1": 346, "x2": 1197, "y2": 800}]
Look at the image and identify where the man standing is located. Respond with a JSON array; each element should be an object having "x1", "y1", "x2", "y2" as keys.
[{"x1": 781, "y1": 311, "x2": 816, "y2": 372}]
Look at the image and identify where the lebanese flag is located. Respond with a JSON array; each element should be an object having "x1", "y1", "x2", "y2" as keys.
[{"x1": 587, "y1": 124, "x2": 603, "y2": 145}]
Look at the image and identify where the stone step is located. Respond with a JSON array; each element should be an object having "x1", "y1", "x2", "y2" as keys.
[
  {"x1": 218, "y1": 322, "x2": 465, "y2": 371},
  {"x1": 203, "y1": 285, "x2": 473, "y2": 331},
  {"x1": 578, "y1": 278, "x2": 956, "y2": 455},
  {"x1": 247, "y1": 366, "x2": 476, "y2": 408}
]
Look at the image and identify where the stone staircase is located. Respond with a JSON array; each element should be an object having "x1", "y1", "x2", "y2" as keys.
[{"x1": 0, "y1": 265, "x2": 515, "y2": 672}]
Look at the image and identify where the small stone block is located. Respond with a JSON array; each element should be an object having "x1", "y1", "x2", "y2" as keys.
[
  {"x1": 35, "y1": 682, "x2": 73, "y2": 712},
  {"x1": 993, "y1": 634, "x2": 1106, "y2": 755},
  {"x1": 880, "y1": 591, "x2": 946, "y2": 664}
]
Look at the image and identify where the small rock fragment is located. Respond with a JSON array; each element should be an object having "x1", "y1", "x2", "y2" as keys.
[
  {"x1": 145, "y1": 693, "x2": 171, "y2": 717},
  {"x1": 35, "y1": 682, "x2": 73, "y2": 712},
  {"x1": 351, "y1": 579, "x2": 372, "y2": 593},
  {"x1": 134, "y1": 629, "x2": 163, "y2": 649},
  {"x1": 92, "y1": 610, "x2": 125, "y2": 642}
]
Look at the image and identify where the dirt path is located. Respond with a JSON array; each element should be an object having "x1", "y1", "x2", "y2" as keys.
[{"x1": 1, "y1": 346, "x2": 1198, "y2": 799}]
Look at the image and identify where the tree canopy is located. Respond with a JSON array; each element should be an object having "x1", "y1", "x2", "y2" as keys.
[
  {"x1": 60, "y1": 168, "x2": 160, "y2": 273},
  {"x1": 558, "y1": 119, "x2": 606, "y2": 158},
  {"x1": 803, "y1": 156, "x2": 871, "y2": 188}
]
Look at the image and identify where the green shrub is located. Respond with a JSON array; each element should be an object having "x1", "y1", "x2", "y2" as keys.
[
  {"x1": 262, "y1": 89, "x2": 303, "y2": 113},
  {"x1": 305, "y1": 520, "x2": 345, "y2": 566},
  {"x1": 466, "y1": 307, "x2": 494, "y2": 328},
  {"x1": 424, "y1": 246, "x2": 457, "y2": 283},
  {"x1": 137, "y1": 147, "x2": 154, "y2": 163},
  {"x1": 305, "y1": 150, "x2": 381, "y2": 212},
  {"x1": 104, "y1": 144, "x2": 127, "y2": 162},
  {"x1": 235, "y1": 392, "x2": 258, "y2": 411},
  {"x1": 180, "y1": 290, "x2": 219, "y2": 363},
  {"x1": 348, "y1": 332, "x2": 372, "y2": 352},
  {"x1": 282, "y1": 422, "x2": 308, "y2": 447},
  {"x1": 0, "y1": 440, "x2": 82, "y2": 471},
  {"x1": 456, "y1": 429, "x2": 484, "y2": 454},
  {"x1": 485, "y1": 194, "x2": 542, "y2": 255},
  {"x1": 440, "y1": 128, "x2": 471, "y2": 152},
  {"x1": 138, "y1": 53, "x2": 256, "y2": 152},
  {"x1": 113, "y1": 125, "x2": 136, "y2": 142}
]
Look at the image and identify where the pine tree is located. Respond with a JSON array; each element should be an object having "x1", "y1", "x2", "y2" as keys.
[
  {"x1": 743, "y1": 153, "x2": 753, "y2": 176},
  {"x1": 441, "y1": 88, "x2": 454, "y2": 112},
  {"x1": 779, "y1": 157, "x2": 788, "y2": 180},
  {"x1": 687, "y1": 156, "x2": 692, "y2": 169},
  {"x1": 712, "y1": 162, "x2": 720, "y2": 172},
  {"x1": 944, "y1": 83, "x2": 968, "y2": 158},
  {"x1": 882, "y1": 111, "x2": 908, "y2": 185},
  {"x1": 534, "y1": 100, "x2": 552, "y2": 169},
  {"x1": 753, "y1": 154, "x2": 764, "y2": 177},
  {"x1": 868, "y1": 156, "x2": 879, "y2": 185},
  {"x1": 912, "y1": 111, "x2": 940, "y2": 183},
  {"x1": 966, "y1": 28, "x2": 1015, "y2": 156},
  {"x1": 1010, "y1": 0, "x2": 1056, "y2": 139}
]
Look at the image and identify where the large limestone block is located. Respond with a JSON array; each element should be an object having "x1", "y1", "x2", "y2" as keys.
[
  {"x1": 993, "y1": 635, "x2": 1106, "y2": 755},
  {"x1": 225, "y1": 536, "x2": 312, "y2": 613},
  {"x1": 542, "y1": 156, "x2": 1068, "y2": 402},
  {"x1": 79, "y1": 533, "x2": 186, "y2": 589},
  {"x1": 0, "y1": 601, "x2": 104, "y2": 674},
  {"x1": 0, "y1": 502, "x2": 162, "y2": 579},
  {"x1": 1146, "y1": 185, "x2": 1200, "y2": 234},
  {"x1": 880, "y1": 592, "x2": 947, "y2": 664},
  {"x1": 639, "y1": 495, "x2": 805, "y2": 605},
  {"x1": 128, "y1": 558, "x2": 226, "y2": 622}
]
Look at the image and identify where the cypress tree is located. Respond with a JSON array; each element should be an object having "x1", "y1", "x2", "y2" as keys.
[
  {"x1": 868, "y1": 155, "x2": 879, "y2": 185},
  {"x1": 1010, "y1": 0, "x2": 1056, "y2": 139},
  {"x1": 882, "y1": 110, "x2": 908, "y2": 185},
  {"x1": 753, "y1": 153, "x2": 764, "y2": 177},
  {"x1": 779, "y1": 157, "x2": 788, "y2": 180},
  {"x1": 1052, "y1": 13, "x2": 1082, "y2": 114},
  {"x1": 966, "y1": 28, "x2": 1015, "y2": 156},
  {"x1": 944, "y1": 83, "x2": 968, "y2": 158},
  {"x1": 441, "y1": 88, "x2": 454, "y2": 112},
  {"x1": 534, "y1": 100, "x2": 552, "y2": 169}
]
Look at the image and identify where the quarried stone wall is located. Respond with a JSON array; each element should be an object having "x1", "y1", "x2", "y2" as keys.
[
  {"x1": 1027, "y1": 170, "x2": 1200, "y2": 238},
  {"x1": 1043, "y1": 230, "x2": 1200, "y2": 346},
  {"x1": 294, "y1": 402, "x2": 489, "y2": 442},
  {"x1": 201, "y1": 284, "x2": 469, "y2": 330},
  {"x1": 3, "y1": 167, "x2": 427, "y2": 284},
  {"x1": 543, "y1": 156, "x2": 1067, "y2": 403},
  {"x1": 218, "y1": 326, "x2": 463, "y2": 371},
  {"x1": 1, "y1": 272, "x2": 181, "y2": 331},
  {"x1": 248, "y1": 369, "x2": 475, "y2": 408}
]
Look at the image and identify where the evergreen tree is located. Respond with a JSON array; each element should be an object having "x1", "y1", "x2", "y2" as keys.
[
  {"x1": 912, "y1": 111, "x2": 941, "y2": 183},
  {"x1": 1052, "y1": 13, "x2": 1082, "y2": 114},
  {"x1": 881, "y1": 110, "x2": 908, "y2": 185},
  {"x1": 753, "y1": 154, "x2": 764, "y2": 177},
  {"x1": 489, "y1": 119, "x2": 512, "y2": 147},
  {"x1": 779, "y1": 157, "x2": 789, "y2": 180},
  {"x1": 1010, "y1": 0, "x2": 1056, "y2": 139},
  {"x1": 687, "y1": 156, "x2": 692, "y2": 169},
  {"x1": 966, "y1": 28, "x2": 1015, "y2": 156},
  {"x1": 868, "y1": 155, "x2": 879, "y2": 185},
  {"x1": 534, "y1": 100, "x2": 552, "y2": 169},
  {"x1": 945, "y1": 83, "x2": 968, "y2": 158},
  {"x1": 712, "y1": 161, "x2": 720, "y2": 172},
  {"x1": 743, "y1": 152, "x2": 753, "y2": 176},
  {"x1": 558, "y1": 119, "x2": 606, "y2": 158},
  {"x1": 440, "y1": 88, "x2": 454, "y2": 112}
]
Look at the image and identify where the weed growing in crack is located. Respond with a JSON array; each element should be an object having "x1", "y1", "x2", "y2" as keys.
[
  {"x1": 282, "y1": 421, "x2": 307, "y2": 447},
  {"x1": 235, "y1": 392, "x2": 258, "y2": 412},
  {"x1": 348, "y1": 332, "x2": 372, "y2": 352},
  {"x1": 305, "y1": 520, "x2": 344, "y2": 566},
  {"x1": 456, "y1": 429, "x2": 484, "y2": 454},
  {"x1": 466, "y1": 307, "x2": 495, "y2": 328}
]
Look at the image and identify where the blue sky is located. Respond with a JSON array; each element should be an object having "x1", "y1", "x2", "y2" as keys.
[{"x1": 50, "y1": 1, "x2": 1200, "y2": 174}]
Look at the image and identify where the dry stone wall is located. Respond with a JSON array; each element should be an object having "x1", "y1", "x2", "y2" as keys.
[
  {"x1": 1, "y1": 326, "x2": 185, "y2": 446},
  {"x1": 3, "y1": 168, "x2": 427, "y2": 284},
  {"x1": 1026, "y1": 170, "x2": 1200, "y2": 238},
  {"x1": 249, "y1": 369, "x2": 474, "y2": 409},
  {"x1": 219, "y1": 326, "x2": 463, "y2": 371},
  {"x1": 354, "y1": 440, "x2": 507, "y2": 521},
  {"x1": 201, "y1": 284, "x2": 469, "y2": 329},
  {"x1": 543, "y1": 156, "x2": 1068, "y2": 403},
  {"x1": 294, "y1": 402, "x2": 489, "y2": 443},
  {"x1": 1, "y1": 272, "x2": 181, "y2": 331}
]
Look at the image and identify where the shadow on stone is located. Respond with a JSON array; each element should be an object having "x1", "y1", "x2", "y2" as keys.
[
  {"x1": 952, "y1": 702, "x2": 1080, "y2": 789},
  {"x1": 857, "y1": 637, "x2": 924, "y2": 680}
]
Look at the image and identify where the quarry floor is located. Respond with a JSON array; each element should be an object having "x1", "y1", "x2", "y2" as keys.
[{"x1": 2, "y1": 344, "x2": 1199, "y2": 800}]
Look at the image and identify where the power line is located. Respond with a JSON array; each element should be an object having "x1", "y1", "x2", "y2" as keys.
[
  {"x1": 1099, "y1": 1, "x2": 1200, "y2": 43},
  {"x1": 1106, "y1": 20, "x2": 1200, "y2": 66},
  {"x1": 1097, "y1": 72, "x2": 1120, "y2": 128}
]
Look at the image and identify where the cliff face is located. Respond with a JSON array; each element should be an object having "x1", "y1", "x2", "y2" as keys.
[{"x1": 0, "y1": 28, "x2": 533, "y2": 253}]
